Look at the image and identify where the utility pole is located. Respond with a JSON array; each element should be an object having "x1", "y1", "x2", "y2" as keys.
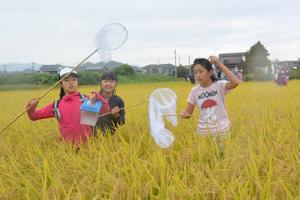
[
  {"x1": 157, "y1": 57, "x2": 160, "y2": 74},
  {"x1": 174, "y1": 50, "x2": 177, "y2": 79},
  {"x1": 188, "y1": 55, "x2": 191, "y2": 66},
  {"x1": 32, "y1": 62, "x2": 35, "y2": 72}
]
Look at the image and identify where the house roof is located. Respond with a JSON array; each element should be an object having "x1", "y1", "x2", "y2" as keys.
[
  {"x1": 143, "y1": 63, "x2": 175, "y2": 69},
  {"x1": 219, "y1": 52, "x2": 246, "y2": 57},
  {"x1": 272, "y1": 60, "x2": 300, "y2": 68},
  {"x1": 40, "y1": 64, "x2": 62, "y2": 72}
]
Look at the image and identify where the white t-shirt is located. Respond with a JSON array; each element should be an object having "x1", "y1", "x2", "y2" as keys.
[{"x1": 187, "y1": 80, "x2": 231, "y2": 134}]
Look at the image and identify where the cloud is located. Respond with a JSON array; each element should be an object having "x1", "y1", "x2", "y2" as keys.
[{"x1": 0, "y1": 0, "x2": 299, "y2": 66}]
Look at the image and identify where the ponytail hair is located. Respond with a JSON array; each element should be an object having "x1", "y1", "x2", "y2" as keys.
[
  {"x1": 210, "y1": 74, "x2": 218, "y2": 82},
  {"x1": 59, "y1": 87, "x2": 65, "y2": 99},
  {"x1": 192, "y1": 58, "x2": 218, "y2": 82}
]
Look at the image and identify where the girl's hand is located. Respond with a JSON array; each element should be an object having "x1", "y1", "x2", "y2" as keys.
[
  {"x1": 89, "y1": 93, "x2": 96, "y2": 103},
  {"x1": 111, "y1": 106, "x2": 120, "y2": 118},
  {"x1": 91, "y1": 92, "x2": 108, "y2": 103},
  {"x1": 209, "y1": 56, "x2": 239, "y2": 90},
  {"x1": 180, "y1": 109, "x2": 191, "y2": 119},
  {"x1": 209, "y1": 56, "x2": 220, "y2": 65},
  {"x1": 27, "y1": 99, "x2": 39, "y2": 109}
]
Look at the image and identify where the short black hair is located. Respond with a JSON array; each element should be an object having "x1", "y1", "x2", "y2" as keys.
[{"x1": 99, "y1": 71, "x2": 118, "y2": 95}]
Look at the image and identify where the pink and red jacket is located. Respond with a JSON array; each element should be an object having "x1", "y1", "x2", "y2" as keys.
[{"x1": 27, "y1": 92, "x2": 110, "y2": 145}]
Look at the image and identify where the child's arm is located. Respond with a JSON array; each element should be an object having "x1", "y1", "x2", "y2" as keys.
[
  {"x1": 209, "y1": 56, "x2": 239, "y2": 90},
  {"x1": 111, "y1": 99, "x2": 125, "y2": 124},
  {"x1": 180, "y1": 102, "x2": 194, "y2": 119},
  {"x1": 26, "y1": 99, "x2": 55, "y2": 121}
]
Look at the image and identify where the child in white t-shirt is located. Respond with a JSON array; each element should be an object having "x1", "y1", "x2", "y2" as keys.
[{"x1": 180, "y1": 56, "x2": 239, "y2": 140}]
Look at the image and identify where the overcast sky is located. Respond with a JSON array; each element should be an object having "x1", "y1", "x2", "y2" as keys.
[{"x1": 0, "y1": 0, "x2": 299, "y2": 66}]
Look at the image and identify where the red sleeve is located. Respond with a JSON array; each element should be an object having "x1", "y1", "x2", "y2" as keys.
[{"x1": 27, "y1": 102, "x2": 55, "y2": 121}]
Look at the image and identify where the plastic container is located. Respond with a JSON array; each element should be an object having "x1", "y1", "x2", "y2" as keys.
[{"x1": 80, "y1": 99, "x2": 102, "y2": 126}]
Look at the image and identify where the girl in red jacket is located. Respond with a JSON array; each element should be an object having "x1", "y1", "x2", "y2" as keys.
[{"x1": 26, "y1": 68, "x2": 110, "y2": 145}]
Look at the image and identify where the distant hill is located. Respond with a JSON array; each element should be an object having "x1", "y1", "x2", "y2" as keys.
[
  {"x1": 0, "y1": 63, "x2": 42, "y2": 72},
  {"x1": 81, "y1": 60, "x2": 124, "y2": 70},
  {"x1": 0, "y1": 61, "x2": 142, "y2": 73}
]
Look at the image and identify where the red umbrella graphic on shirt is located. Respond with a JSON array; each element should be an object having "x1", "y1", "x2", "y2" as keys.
[{"x1": 201, "y1": 99, "x2": 218, "y2": 121}]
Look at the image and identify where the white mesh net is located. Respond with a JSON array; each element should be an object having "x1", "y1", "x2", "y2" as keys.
[
  {"x1": 95, "y1": 23, "x2": 128, "y2": 63},
  {"x1": 149, "y1": 88, "x2": 177, "y2": 148}
]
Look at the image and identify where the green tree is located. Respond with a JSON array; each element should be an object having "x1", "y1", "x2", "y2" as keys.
[
  {"x1": 176, "y1": 66, "x2": 188, "y2": 77},
  {"x1": 245, "y1": 41, "x2": 271, "y2": 75},
  {"x1": 113, "y1": 64, "x2": 135, "y2": 76},
  {"x1": 78, "y1": 71, "x2": 101, "y2": 85}
]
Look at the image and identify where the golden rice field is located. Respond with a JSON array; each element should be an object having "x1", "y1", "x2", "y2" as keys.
[{"x1": 0, "y1": 80, "x2": 300, "y2": 199}]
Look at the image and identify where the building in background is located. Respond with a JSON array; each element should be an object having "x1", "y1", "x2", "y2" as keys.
[
  {"x1": 218, "y1": 52, "x2": 246, "y2": 69},
  {"x1": 142, "y1": 64, "x2": 175, "y2": 75},
  {"x1": 39, "y1": 64, "x2": 64, "y2": 74}
]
